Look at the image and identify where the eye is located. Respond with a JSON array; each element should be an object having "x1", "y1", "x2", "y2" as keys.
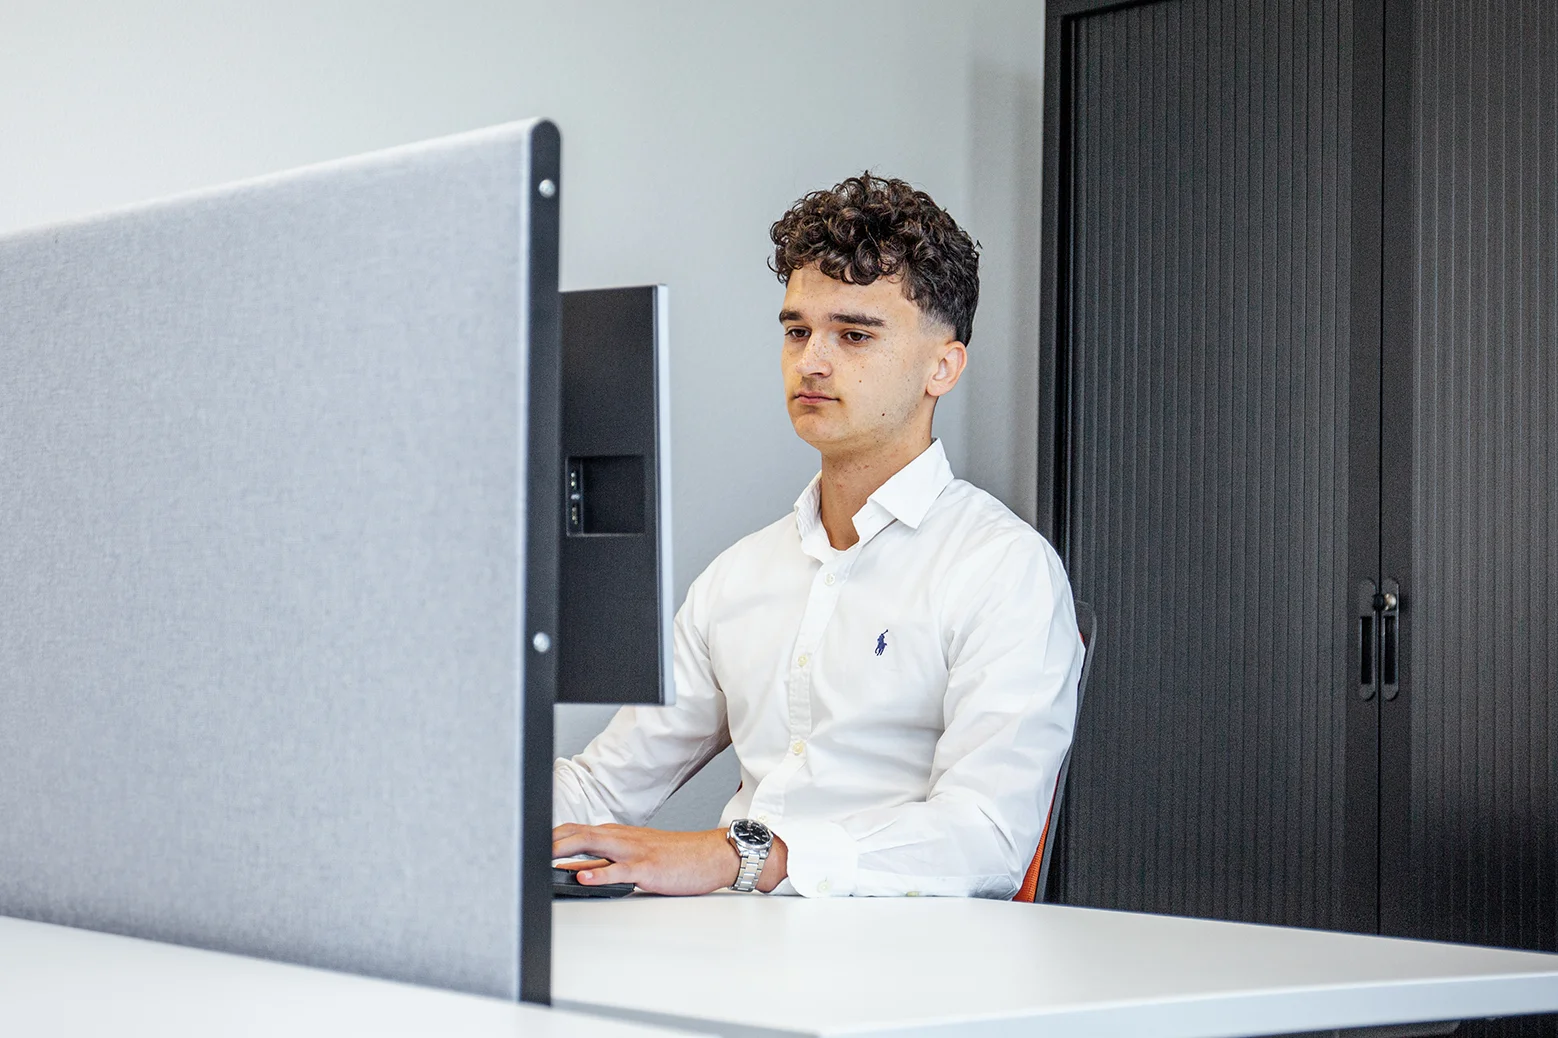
[
  {"x1": 784, "y1": 326, "x2": 809, "y2": 340},
  {"x1": 843, "y1": 330, "x2": 872, "y2": 344}
]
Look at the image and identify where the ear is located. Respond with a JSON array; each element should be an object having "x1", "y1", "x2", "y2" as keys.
[{"x1": 926, "y1": 341, "x2": 967, "y2": 399}]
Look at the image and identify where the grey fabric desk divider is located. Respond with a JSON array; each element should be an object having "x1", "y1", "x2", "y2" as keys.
[{"x1": 0, "y1": 119, "x2": 561, "y2": 1003}]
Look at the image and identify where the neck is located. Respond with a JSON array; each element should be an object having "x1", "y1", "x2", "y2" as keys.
[{"x1": 817, "y1": 432, "x2": 933, "y2": 550}]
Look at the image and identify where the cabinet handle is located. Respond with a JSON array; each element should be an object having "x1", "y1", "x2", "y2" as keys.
[
  {"x1": 1359, "y1": 615, "x2": 1376, "y2": 697},
  {"x1": 1358, "y1": 581, "x2": 1379, "y2": 701},
  {"x1": 1380, "y1": 580, "x2": 1401, "y2": 701}
]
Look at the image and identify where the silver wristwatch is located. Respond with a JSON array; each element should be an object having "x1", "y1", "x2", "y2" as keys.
[{"x1": 727, "y1": 818, "x2": 773, "y2": 892}]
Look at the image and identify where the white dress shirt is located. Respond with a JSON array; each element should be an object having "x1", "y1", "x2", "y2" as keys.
[{"x1": 553, "y1": 440, "x2": 1083, "y2": 898}]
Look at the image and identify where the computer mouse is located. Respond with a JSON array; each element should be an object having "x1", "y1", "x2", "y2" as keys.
[{"x1": 552, "y1": 864, "x2": 635, "y2": 899}]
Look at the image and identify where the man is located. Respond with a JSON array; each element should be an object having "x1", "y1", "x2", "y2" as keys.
[{"x1": 552, "y1": 173, "x2": 1082, "y2": 898}]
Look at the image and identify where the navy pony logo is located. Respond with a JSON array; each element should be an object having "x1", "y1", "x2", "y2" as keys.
[{"x1": 875, "y1": 630, "x2": 889, "y2": 657}]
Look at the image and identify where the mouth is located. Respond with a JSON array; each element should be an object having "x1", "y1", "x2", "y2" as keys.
[{"x1": 793, "y1": 391, "x2": 837, "y2": 405}]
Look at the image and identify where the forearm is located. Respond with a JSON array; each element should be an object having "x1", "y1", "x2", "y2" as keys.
[
  {"x1": 551, "y1": 822, "x2": 789, "y2": 895},
  {"x1": 553, "y1": 696, "x2": 731, "y2": 829},
  {"x1": 774, "y1": 796, "x2": 1033, "y2": 899}
]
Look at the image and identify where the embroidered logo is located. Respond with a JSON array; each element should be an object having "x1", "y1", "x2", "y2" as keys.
[{"x1": 875, "y1": 630, "x2": 889, "y2": 657}]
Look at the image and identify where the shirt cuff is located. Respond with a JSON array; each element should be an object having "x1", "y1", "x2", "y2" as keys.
[{"x1": 771, "y1": 819, "x2": 857, "y2": 897}]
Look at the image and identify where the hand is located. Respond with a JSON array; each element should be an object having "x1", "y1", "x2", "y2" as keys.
[{"x1": 551, "y1": 823, "x2": 787, "y2": 896}]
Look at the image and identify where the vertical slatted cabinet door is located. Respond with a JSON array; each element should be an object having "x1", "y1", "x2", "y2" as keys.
[
  {"x1": 1053, "y1": 0, "x2": 1377, "y2": 931},
  {"x1": 1389, "y1": 1, "x2": 1558, "y2": 1034}
]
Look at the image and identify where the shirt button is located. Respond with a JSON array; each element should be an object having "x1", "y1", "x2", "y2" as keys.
[
  {"x1": 791, "y1": 740, "x2": 806, "y2": 756},
  {"x1": 797, "y1": 654, "x2": 809, "y2": 668},
  {"x1": 824, "y1": 573, "x2": 836, "y2": 586},
  {"x1": 817, "y1": 879, "x2": 831, "y2": 894}
]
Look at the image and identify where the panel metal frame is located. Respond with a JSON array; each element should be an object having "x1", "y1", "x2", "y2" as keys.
[{"x1": 521, "y1": 121, "x2": 562, "y2": 1005}]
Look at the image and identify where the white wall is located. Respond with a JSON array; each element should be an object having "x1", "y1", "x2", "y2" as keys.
[{"x1": 0, "y1": 0, "x2": 1045, "y2": 830}]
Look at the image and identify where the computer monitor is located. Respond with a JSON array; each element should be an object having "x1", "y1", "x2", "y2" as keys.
[
  {"x1": 0, "y1": 120, "x2": 560, "y2": 1001},
  {"x1": 559, "y1": 286, "x2": 674, "y2": 706}
]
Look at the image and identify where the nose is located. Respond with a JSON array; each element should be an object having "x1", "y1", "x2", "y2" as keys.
[{"x1": 794, "y1": 333, "x2": 831, "y2": 378}]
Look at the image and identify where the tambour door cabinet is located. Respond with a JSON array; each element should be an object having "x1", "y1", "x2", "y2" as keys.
[{"x1": 1038, "y1": 3, "x2": 1558, "y2": 1035}]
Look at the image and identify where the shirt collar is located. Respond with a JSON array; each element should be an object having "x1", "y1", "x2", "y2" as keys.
[
  {"x1": 865, "y1": 439, "x2": 955, "y2": 530},
  {"x1": 792, "y1": 440, "x2": 955, "y2": 556}
]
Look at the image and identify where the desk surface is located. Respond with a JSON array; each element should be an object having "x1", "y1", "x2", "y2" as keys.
[
  {"x1": 0, "y1": 915, "x2": 691, "y2": 1038},
  {"x1": 554, "y1": 894, "x2": 1558, "y2": 1038}
]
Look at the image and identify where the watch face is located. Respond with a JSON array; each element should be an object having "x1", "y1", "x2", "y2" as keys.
[{"x1": 731, "y1": 819, "x2": 771, "y2": 847}]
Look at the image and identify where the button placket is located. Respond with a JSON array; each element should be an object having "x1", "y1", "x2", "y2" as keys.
[{"x1": 767, "y1": 561, "x2": 847, "y2": 817}]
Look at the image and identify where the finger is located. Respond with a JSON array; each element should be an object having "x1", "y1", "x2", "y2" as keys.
[
  {"x1": 552, "y1": 830, "x2": 629, "y2": 860},
  {"x1": 577, "y1": 861, "x2": 634, "y2": 886},
  {"x1": 551, "y1": 824, "x2": 606, "y2": 854},
  {"x1": 553, "y1": 858, "x2": 610, "y2": 872}
]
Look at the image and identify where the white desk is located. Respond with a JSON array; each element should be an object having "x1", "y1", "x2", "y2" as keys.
[
  {"x1": 0, "y1": 915, "x2": 692, "y2": 1038},
  {"x1": 554, "y1": 894, "x2": 1558, "y2": 1038}
]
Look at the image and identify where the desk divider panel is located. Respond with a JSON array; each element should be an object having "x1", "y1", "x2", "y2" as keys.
[{"x1": 0, "y1": 119, "x2": 561, "y2": 1002}]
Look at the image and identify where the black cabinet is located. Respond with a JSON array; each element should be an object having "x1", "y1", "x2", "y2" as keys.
[{"x1": 1040, "y1": 1, "x2": 1557, "y2": 1035}]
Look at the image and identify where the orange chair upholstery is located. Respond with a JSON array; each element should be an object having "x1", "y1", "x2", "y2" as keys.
[{"x1": 1013, "y1": 599, "x2": 1096, "y2": 904}]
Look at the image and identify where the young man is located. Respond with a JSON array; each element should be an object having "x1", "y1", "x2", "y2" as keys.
[{"x1": 552, "y1": 174, "x2": 1083, "y2": 898}]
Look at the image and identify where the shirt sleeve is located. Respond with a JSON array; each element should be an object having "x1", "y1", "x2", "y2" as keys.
[
  {"x1": 772, "y1": 534, "x2": 1083, "y2": 899},
  {"x1": 553, "y1": 565, "x2": 732, "y2": 828}
]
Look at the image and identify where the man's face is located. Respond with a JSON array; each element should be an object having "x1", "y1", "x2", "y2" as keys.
[{"x1": 779, "y1": 264, "x2": 963, "y2": 457}]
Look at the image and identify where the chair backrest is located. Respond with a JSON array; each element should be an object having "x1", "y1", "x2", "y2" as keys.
[{"x1": 1014, "y1": 598, "x2": 1096, "y2": 903}]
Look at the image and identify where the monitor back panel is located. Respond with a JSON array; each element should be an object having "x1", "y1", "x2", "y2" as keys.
[
  {"x1": 558, "y1": 286, "x2": 674, "y2": 705},
  {"x1": 0, "y1": 120, "x2": 560, "y2": 1000}
]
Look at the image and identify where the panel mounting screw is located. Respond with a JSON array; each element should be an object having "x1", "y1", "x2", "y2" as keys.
[
  {"x1": 532, "y1": 632, "x2": 552, "y2": 654},
  {"x1": 538, "y1": 179, "x2": 557, "y2": 198}
]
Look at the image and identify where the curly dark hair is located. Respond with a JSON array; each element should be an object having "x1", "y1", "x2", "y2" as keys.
[{"x1": 769, "y1": 172, "x2": 981, "y2": 344}]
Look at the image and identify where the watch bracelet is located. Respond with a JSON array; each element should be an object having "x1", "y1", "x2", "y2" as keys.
[{"x1": 733, "y1": 845, "x2": 768, "y2": 892}]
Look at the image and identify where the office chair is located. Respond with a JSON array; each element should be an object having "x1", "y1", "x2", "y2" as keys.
[{"x1": 1013, "y1": 599, "x2": 1096, "y2": 904}]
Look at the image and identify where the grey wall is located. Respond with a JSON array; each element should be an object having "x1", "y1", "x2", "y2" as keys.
[{"x1": 1, "y1": 0, "x2": 1046, "y2": 831}]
